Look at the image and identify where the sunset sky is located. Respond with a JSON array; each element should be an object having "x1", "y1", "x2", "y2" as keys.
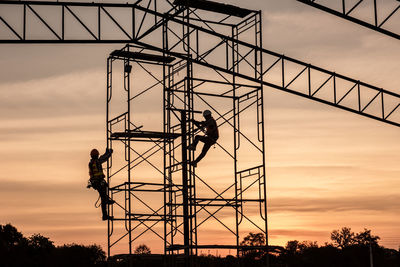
[{"x1": 0, "y1": 0, "x2": 399, "y2": 255}]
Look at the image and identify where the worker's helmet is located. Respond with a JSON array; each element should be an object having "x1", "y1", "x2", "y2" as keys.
[
  {"x1": 90, "y1": 149, "x2": 99, "y2": 158},
  {"x1": 203, "y1": 110, "x2": 212, "y2": 117}
]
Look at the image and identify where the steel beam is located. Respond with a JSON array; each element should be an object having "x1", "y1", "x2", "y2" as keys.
[
  {"x1": 134, "y1": 41, "x2": 400, "y2": 128},
  {"x1": 2, "y1": 1, "x2": 397, "y2": 129},
  {"x1": 297, "y1": 0, "x2": 400, "y2": 40}
]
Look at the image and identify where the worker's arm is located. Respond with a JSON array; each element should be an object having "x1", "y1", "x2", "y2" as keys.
[
  {"x1": 191, "y1": 119, "x2": 204, "y2": 129},
  {"x1": 98, "y1": 148, "x2": 113, "y2": 164}
]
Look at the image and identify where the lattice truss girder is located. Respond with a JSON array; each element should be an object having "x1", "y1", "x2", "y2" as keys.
[
  {"x1": 297, "y1": 0, "x2": 400, "y2": 40},
  {"x1": 146, "y1": 8, "x2": 400, "y2": 127},
  {"x1": 1, "y1": 0, "x2": 399, "y2": 127},
  {"x1": 0, "y1": 0, "x2": 181, "y2": 42}
]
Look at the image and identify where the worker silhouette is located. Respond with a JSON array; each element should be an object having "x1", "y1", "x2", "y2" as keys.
[
  {"x1": 88, "y1": 148, "x2": 114, "y2": 221},
  {"x1": 189, "y1": 110, "x2": 219, "y2": 167}
]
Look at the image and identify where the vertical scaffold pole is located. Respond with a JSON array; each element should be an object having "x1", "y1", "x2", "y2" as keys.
[
  {"x1": 106, "y1": 57, "x2": 111, "y2": 258},
  {"x1": 258, "y1": 10, "x2": 269, "y2": 267},
  {"x1": 180, "y1": 110, "x2": 190, "y2": 267},
  {"x1": 124, "y1": 54, "x2": 133, "y2": 255}
]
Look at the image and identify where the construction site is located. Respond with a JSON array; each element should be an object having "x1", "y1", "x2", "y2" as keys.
[{"x1": 0, "y1": 0, "x2": 399, "y2": 266}]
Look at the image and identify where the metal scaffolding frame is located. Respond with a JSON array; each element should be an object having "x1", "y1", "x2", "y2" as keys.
[
  {"x1": 162, "y1": 4, "x2": 267, "y2": 261},
  {"x1": 106, "y1": 45, "x2": 179, "y2": 257},
  {"x1": 297, "y1": 0, "x2": 400, "y2": 40},
  {"x1": 104, "y1": 4, "x2": 268, "y2": 265}
]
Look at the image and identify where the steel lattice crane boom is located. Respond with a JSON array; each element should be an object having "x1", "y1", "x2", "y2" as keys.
[
  {"x1": 297, "y1": 0, "x2": 400, "y2": 40},
  {"x1": 0, "y1": 0, "x2": 399, "y2": 127}
]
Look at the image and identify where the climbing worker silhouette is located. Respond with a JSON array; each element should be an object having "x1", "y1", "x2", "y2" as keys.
[
  {"x1": 189, "y1": 110, "x2": 219, "y2": 167},
  {"x1": 88, "y1": 148, "x2": 115, "y2": 221}
]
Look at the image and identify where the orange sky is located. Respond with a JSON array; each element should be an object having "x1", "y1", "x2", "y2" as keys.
[{"x1": 0, "y1": 0, "x2": 399, "y2": 255}]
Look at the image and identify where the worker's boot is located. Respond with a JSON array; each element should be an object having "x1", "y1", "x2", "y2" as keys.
[
  {"x1": 102, "y1": 215, "x2": 114, "y2": 221},
  {"x1": 189, "y1": 161, "x2": 197, "y2": 168}
]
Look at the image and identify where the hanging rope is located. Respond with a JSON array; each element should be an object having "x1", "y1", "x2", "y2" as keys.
[{"x1": 94, "y1": 195, "x2": 101, "y2": 208}]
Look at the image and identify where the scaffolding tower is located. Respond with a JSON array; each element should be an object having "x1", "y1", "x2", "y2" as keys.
[{"x1": 105, "y1": 2, "x2": 268, "y2": 265}]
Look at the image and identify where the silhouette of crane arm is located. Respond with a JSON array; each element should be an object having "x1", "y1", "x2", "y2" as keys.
[
  {"x1": 297, "y1": 0, "x2": 400, "y2": 40},
  {"x1": 135, "y1": 40, "x2": 400, "y2": 128},
  {"x1": 1, "y1": 0, "x2": 399, "y2": 127},
  {"x1": 0, "y1": 0, "x2": 164, "y2": 42}
]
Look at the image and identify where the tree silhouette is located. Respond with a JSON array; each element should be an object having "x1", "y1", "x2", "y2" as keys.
[
  {"x1": 330, "y1": 227, "x2": 355, "y2": 249},
  {"x1": 0, "y1": 223, "x2": 26, "y2": 249},
  {"x1": 285, "y1": 240, "x2": 318, "y2": 255},
  {"x1": 240, "y1": 232, "x2": 266, "y2": 247},
  {"x1": 52, "y1": 243, "x2": 106, "y2": 267},
  {"x1": 0, "y1": 223, "x2": 106, "y2": 267},
  {"x1": 285, "y1": 240, "x2": 300, "y2": 255},
  {"x1": 28, "y1": 233, "x2": 55, "y2": 251},
  {"x1": 134, "y1": 244, "x2": 151, "y2": 254},
  {"x1": 354, "y1": 228, "x2": 380, "y2": 246},
  {"x1": 331, "y1": 227, "x2": 381, "y2": 250},
  {"x1": 1, "y1": 224, "x2": 398, "y2": 267},
  {"x1": 239, "y1": 232, "x2": 266, "y2": 259}
]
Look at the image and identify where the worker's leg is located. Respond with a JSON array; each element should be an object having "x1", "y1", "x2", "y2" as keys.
[
  {"x1": 96, "y1": 181, "x2": 114, "y2": 220},
  {"x1": 193, "y1": 137, "x2": 215, "y2": 165},
  {"x1": 97, "y1": 185, "x2": 109, "y2": 220},
  {"x1": 188, "y1": 135, "x2": 202, "y2": 150}
]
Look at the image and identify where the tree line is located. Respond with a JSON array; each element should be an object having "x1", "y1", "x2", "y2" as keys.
[
  {"x1": 1, "y1": 223, "x2": 399, "y2": 267},
  {"x1": 240, "y1": 227, "x2": 400, "y2": 267},
  {"x1": 0, "y1": 223, "x2": 105, "y2": 267}
]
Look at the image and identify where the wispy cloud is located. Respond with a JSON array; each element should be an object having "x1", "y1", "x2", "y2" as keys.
[
  {"x1": 269, "y1": 195, "x2": 400, "y2": 213},
  {"x1": 269, "y1": 228, "x2": 327, "y2": 239},
  {"x1": 0, "y1": 45, "x2": 118, "y2": 84}
]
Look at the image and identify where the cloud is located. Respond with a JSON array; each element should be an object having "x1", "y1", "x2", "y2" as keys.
[
  {"x1": 0, "y1": 70, "x2": 106, "y2": 118},
  {"x1": 0, "y1": 45, "x2": 119, "y2": 84},
  {"x1": 268, "y1": 194, "x2": 400, "y2": 213},
  {"x1": 0, "y1": 121, "x2": 100, "y2": 142},
  {"x1": 0, "y1": 179, "x2": 92, "y2": 209},
  {"x1": 269, "y1": 228, "x2": 327, "y2": 239},
  {"x1": 0, "y1": 178, "x2": 78, "y2": 192}
]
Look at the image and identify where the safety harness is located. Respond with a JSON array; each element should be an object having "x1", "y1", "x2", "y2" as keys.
[{"x1": 88, "y1": 159, "x2": 107, "y2": 189}]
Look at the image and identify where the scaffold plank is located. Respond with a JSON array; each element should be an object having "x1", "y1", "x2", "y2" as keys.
[
  {"x1": 173, "y1": 0, "x2": 254, "y2": 18},
  {"x1": 110, "y1": 50, "x2": 176, "y2": 63},
  {"x1": 111, "y1": 130, "x2": 180, "y2": 140}
]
